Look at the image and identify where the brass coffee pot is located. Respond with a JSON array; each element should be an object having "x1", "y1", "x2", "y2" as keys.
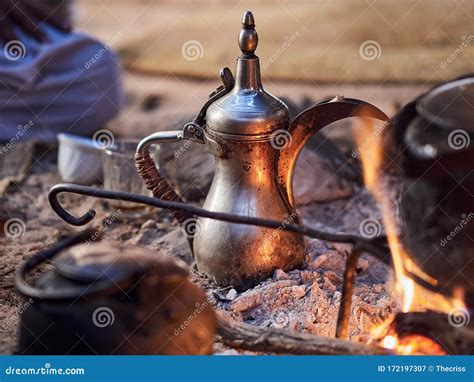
[
  {"x1": 133, "y1": 11, "x2": 387, "y2": 289},
  {"x1": 49, "y1": 11, "x2": 387, "y2": 290}
]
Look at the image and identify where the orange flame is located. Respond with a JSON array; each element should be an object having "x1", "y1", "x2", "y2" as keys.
[
  {"x1": 354, "y1": 117, "x2": 415, "y2": 311},
  {"x1": 354, "y1": 117, "x2": 465, "y2": 353},
  {"x1": 381, "y1": 333, "x2": 445, "y2": 355}
]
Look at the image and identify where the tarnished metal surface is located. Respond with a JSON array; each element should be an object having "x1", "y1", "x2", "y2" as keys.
[
  {"x1": 194, "y1": 137, "x2": 305, "y2": 289},
  {"x1": 132, "y1": 11, "x2": 389, "y2": 289},
  {"x1": 191, "y1": 12, "x2": 302, "y2": 288}
]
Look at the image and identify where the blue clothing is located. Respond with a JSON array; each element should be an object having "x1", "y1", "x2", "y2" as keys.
[{"x1": 0, "y1": 26, "x2": 124, "y2": 142}]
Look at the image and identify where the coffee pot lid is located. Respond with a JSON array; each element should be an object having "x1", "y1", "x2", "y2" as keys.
[{"x1": 205, "y1": 11, "x2": 289, "y2": 138}]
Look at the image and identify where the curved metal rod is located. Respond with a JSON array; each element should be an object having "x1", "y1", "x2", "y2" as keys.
[
  {"x1": 14, "y1": 229, "x2": 130, "y2": 300},
  {"x1": 48, "y1": 183, "x2": 390, "y2": 264}
]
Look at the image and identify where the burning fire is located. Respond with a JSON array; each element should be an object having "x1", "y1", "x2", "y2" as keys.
[
  {"x1": 380, "y1": 333, "x2": 446, "y2": 355},
  {"x1": 354, "y1": 117, "x2": 466, "y2": 354}
]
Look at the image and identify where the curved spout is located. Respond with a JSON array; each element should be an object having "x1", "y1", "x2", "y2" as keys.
[{"x1": 277, "y1": 97, "x2": 388, "y2": 208}]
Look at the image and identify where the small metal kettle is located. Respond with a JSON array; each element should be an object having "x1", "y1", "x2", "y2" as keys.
[
  {"x1": 134, "y1": 11, "x2": 388, "y2": 289},
  {"x1": 15, "y1": 232, "x2": 215, "y2": 354}
]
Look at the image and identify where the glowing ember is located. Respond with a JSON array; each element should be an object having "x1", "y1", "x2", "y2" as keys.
[
  {"x1": 353, "y1": 117, "x2": 466, "y2": 354},
  {"x1": 376, "y1": 326, "x2": 446, "y2": 355},
  {"x1": 387, "y1": 334, "x2": 446, "y2": 355},
  {"x1": 369, "y1": 319, "x2": 448, "y2": 355},
  {"x1": 382, "y1": 335, "x2": 397, "y2": 349}
]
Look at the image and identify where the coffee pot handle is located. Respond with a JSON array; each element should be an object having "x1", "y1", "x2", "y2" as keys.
[
  {"x1": 134, "y1": 67, "x2": 235, "y2": 227},
  {"x1": 136, "y1": 130, "x2": 207, "y2": 252},
  {"x1": 135, "y1": 129, "x2": 197, "y2": 221},
  {"x1": 277, "y1": 96, "x2": 388, "y2": 208}
]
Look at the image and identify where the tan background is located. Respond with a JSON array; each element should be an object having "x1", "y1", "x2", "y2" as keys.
[{"x1": 75, "y1": 0, "x2": 474, "y2": 83}]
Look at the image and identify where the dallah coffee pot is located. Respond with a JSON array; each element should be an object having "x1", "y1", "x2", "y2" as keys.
[
  {"x1": 49, "y1": 11, "x2": 387, "y2": 290},
  {"x1": 133, "y1": 11, "x2": 387, "y2": 288}
]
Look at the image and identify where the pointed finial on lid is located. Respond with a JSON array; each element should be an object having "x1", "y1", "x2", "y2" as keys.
[
  {"x1": 239, "y1": 11, "x2": 258, "y2": 56},
  {"x1": 242, "y1": 10, "x2": 255, "y2": 26}
]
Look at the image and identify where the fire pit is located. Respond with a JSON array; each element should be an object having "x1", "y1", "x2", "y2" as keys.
[
  {"x1": 2, "y1": 9, "x2": 472, "y2": 358},
  {"x1": 37, "y1": 12, "x2": 474, "y2": 356}
]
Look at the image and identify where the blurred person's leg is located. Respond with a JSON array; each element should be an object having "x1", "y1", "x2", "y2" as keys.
[{"x1": 0, "y1": 0, "x2": 124, "y2": 143}]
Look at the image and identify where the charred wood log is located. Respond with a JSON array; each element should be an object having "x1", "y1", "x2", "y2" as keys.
[
  {"x1": 216, "y1": 312, "x2": 390, "y2": 355},
  {"x1": 393, "y1": 311, "x2": 474, "y2": 355}
]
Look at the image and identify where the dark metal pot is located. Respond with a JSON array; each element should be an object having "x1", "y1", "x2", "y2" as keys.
[
  {"x1": 15, "y1": 232, "x2": 216, "y2": 355},
  {"x1": 384, "y1": 76, "x2": 474, "y2": 304}
]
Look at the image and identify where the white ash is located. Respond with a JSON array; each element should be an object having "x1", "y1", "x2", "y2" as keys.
[
  {"x1": 205, "y1": 188, "x2": 398, "y2": 343},
  {"x1": 209, "y1": 235, "x2": 396, "y2": 341}
]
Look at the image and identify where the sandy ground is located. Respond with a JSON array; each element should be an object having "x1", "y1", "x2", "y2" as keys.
[{"x1": 0, "y1": 65, "x2": 429, "y2": 354}]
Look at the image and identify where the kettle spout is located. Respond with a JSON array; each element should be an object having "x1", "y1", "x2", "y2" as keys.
[{"x1": 277, "y1": 96, "x2": 388, "y2": 208}]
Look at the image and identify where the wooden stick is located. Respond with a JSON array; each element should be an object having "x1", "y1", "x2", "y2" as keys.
[
  {"x1": 336, "y1": 249, "x2": 362, "y2": 339},
  {"x1": 216, "y1": 312, "x2": 390, "y2": 355}
]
